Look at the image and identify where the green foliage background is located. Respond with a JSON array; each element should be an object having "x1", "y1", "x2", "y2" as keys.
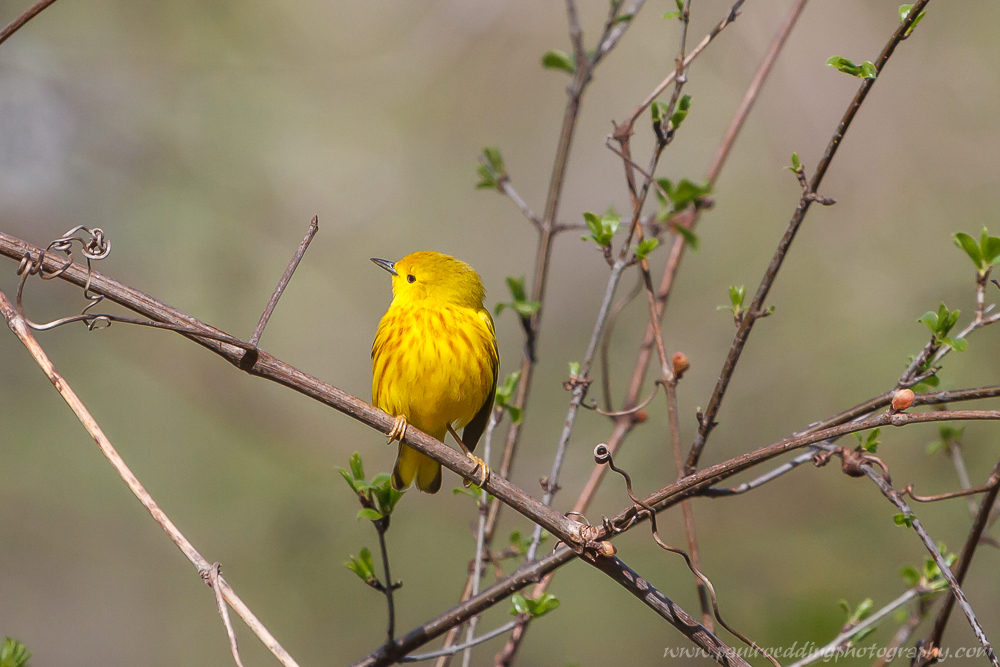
[{"x1": 1, "y1": 1, "x2": 999, "y2": 665}]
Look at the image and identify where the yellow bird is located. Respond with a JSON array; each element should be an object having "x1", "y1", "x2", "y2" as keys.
[{"x1": 371, "y1": 251, "x2": 499, "y2": 493}]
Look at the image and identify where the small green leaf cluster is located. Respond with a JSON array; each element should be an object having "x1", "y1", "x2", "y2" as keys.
[
  {"x1": 893, "y1": 512, "x2": 914, "y2": 528},
  {"x1": 494, "y1": 371, "x2": 523, "y2": 424},
  {"x1": 541, "y1": 49, "x2": 575, "y2": 74},
  {"x1": 476, "y1": 147, "x2": 507, "y2": 190},
  {"x1": 899, "y1": 544, "x2": 958, "y2": 595},
  {"x1": 918, "y1": 303, "x2": 966, "y2": 352},
  {"x1": 898, "y1": 4, "x2": 927, "y2": 36},
  {"x1": 633, "y1": 237, "x2": 659, "y2": 261},
  {"x1": 954, "y1": 227, "x2": 1000, "y2": 276},
  {"x1": 651, "y1": 95, "x2": 692, "y2": 138},
  {"x1": 567, "y1": 361, "x2": 581, "y2": 379},
  {"x1": 926, "y1": 425, "x2": 964, "y2": 455},
  {"x1": 582, "y1": 210, "x2": 620, "y2": 248},
  {"x1": 717, "y1": 285, "x2": 746, "y2": 319},
  {"x1": 662, "y1": 0, "x2": 684, "y2": 20},
  {"x1": 826, "y1": 56, "x2": 877, "y2": 79},
  {"x1": 656, "y1": 178, "x2": 711, "y2": 215},
  {"x1": 853, "y1": 428, "x2": 881, "y2": 453},
  {"x1": 345, "y1": 547, "x2": 378, "y2": 586},
  {"x1": 510, "y1": 592, "x2": 560, "y2": 618},
  {"x1": 0, "y1": 639, "x2": 31, "y2": 667},
  {"x1": 495, "y1": 277, "x2": 540, "y2": 319},
  {"x1": 337, "y1": 452, "x2": 403, "y2": 521},
  {"x1": 838, "y1": 598, "x2": 876, "y2": 642}
]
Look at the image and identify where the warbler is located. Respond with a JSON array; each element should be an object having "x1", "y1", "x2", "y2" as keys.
[{"x1": 371, "y1": 251, "x2": 499, "y2": 493}]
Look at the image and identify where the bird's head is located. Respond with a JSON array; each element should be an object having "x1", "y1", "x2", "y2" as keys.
[{"x1": 371, "y1": 251, "x2": 486, "y2": 309}]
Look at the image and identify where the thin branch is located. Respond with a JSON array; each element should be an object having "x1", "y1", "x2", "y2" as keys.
[
  {"x1": 786, "y1": 587, "x2": 926, "y2": 667},
  {"x1": 861, "y1": 465, "x2": 998, "y2": 667},
  {"x1": 376, "y1": 522, "x2": 397, "y2": 647},
  {"x1": 917, "y1": 455, "x2": 1000, "y2": 666},
  {"x1": 401, "y1": 621, "x2": 519, "y2": 662},
  {"x1": 0, "y1": 0, "x2": 60, "y2": 47},
  {"x1": 0, "y1": 289, "x2": 300, "y2": 667},
  {"x1": 248, "y1": 216, "x2": 318, "y2": 348},
  {"x1": 686, "y1": 0, "x2": 932, "y2": 474},
  {"x1": 207, "y1": 563, "x2": 247, "y2": 667}
]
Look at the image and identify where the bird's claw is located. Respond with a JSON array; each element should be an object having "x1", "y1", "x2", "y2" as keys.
[
  {"x1": 387, "y1": 415, "x2": 408, "y2": 444},
  {"x1": 464, "y1": 454, "x2": 490, "y2": 488}
]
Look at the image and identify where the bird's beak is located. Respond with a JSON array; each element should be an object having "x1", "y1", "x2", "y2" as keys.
[{"x1": 370, "y1": 258, "x2": 397, "y2": 276}]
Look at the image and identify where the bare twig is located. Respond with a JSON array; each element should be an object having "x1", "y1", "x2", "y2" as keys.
[
  {"x1": 0, "y1": 289, "x2": 300, "y2": 667},
  {"x1": 0, "y1": 0, "x2": 60, "y2": 47},
  {"x1": 207, "y1": 563, "x2": 247, "y2": 667},
  {"x1": 248, "y1": 216, "x2": 318, "y2": 347}
]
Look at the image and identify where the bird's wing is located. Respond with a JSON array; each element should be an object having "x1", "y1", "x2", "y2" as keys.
[{"x1": 462, "y1": 309, "x2": 500, "y2": 453}]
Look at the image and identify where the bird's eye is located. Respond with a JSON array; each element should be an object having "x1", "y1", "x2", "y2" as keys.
[{"x1": 406, "y1": 274, "x2": 416, "y2": 283}]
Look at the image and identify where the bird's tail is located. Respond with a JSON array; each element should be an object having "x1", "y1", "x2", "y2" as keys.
[{"x1": 391, "y1": 443, "x2": 442, "y2": 494}]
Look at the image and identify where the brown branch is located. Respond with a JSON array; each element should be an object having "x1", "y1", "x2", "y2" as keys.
[
  {"x1": 0, "y1": 0, "x2": 59, "y2": 47},
  {"x1": 685, "y1": 0, "x2": 932, "y2": 474},
  {"x1": 248, "y1": 216, "x2": 318, "y2": 348},
  {"x1": 0, "y1": 289, "x2": 299, "y2": 667}
]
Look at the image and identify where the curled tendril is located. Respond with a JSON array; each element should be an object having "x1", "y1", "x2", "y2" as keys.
[
  {"x1": 596, "y1": 444, "x2": 782, "y2": 667},
  {"x1": 14, "y1": 226, "x2": 257, "y2": 354}
]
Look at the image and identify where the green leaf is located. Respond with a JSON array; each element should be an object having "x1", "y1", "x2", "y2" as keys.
[
  {"x1": 900, "y1": 565, "x2": 921, "y2": 587},
  {"x1": 668, "y1": 179, "x2": 712, "y2": 209},
  {"x1": 476, "y1": 146, "x2": 506, "y2": 190},
  {"x1": 859, "y1": 61, "x2": 878, "y2": 79},
  {"x1": 789, "y1": 151, "x2": 801, "y2": 171},
  {"x1": 495, "y1": 371, "x2": 521, "y2": 405},
  {"x1": 941, "y1": 337, "x2": 967, "y2": 353},
  {"x1": 894, "y1": 513, "x2": 914, "y2": 528},
  {"x1": 496, "y1": 277, "x2": 540, "y2": 318},
  {"x1": 357, "y1": 508, "x2": 383, "y2": 521},
  {"x1": 542, "y1": 50, "x2": 575, "y2": 74},
  {"x1": 506, "y1": 405, "x2": 522, "y2": 425},
  {"x1": 0, "y1": 639, "x2": 31, "y2": 667},
  {"x1": 613, "y1": 13, "x2": 634, "y2": 25},
  {"x1": 510, "y1": 592, "x2": 560, "y2": 617},
  {"x1": 346, "y1": 547, "x2": 377, "y2": 583},
  {"x1": 730, "y1": 285, "x2": 746, "y2": 308},
  {"x1": 954, "y1": 232, "x2": 983, "y2": 267},
  {"x1": 669, "y1": 95, "x2": 692, "y2": 130},
  {"x1": 568, "y1": 361, "x2": 581, "y2": 377},
  {"x1": 918, "y1": 310, "x2": 939, "y2": 332},
  {"x1": 899, "y1": 4, "x2": 927, "y2": 35},
  {"x1": 349, "y1": 452, "x2": 365, "y2": 482},
  {"x1": 635, "y1": 237, "x2": 660, "y2": 260},
  {"x1": 651, "y1": 101, "x2": 668, "y2": 128},
  {"x1": 661, "y1": 11, "x2": 681, "y2": 19},
  {"x1": 581, "y1": 210, "x2": 620, "y2": 247},
  {"x1": 827, "y1": 56, "x2": 861, "y2": 77},
  {"x1": 673, "y1": 224, "x2": 699, "y2": 250}
]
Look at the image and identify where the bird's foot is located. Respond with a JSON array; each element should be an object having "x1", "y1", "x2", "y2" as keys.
[
  {"x1": 387, "y1": 415, "x2": 408, "y2": 443},
  {"x1": 464, "y1": 453, "x2": 490, "y2": 488}
]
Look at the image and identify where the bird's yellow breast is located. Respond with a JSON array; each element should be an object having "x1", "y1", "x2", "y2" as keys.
[{"x1": 372, "y1": 302, "x2": 497, "y2": 440}]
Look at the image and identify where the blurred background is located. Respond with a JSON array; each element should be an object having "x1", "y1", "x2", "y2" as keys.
[{"x1": 1, "y1": 0, "x2": 999, "y2": 665}]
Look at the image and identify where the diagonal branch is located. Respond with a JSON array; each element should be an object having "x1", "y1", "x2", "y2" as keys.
[
  {"x1": 0, "y1": 289, "x2": 299, "y2": 667},
  {"x1": 686, "y1": 0, "x2": 932, "y2": 474}
]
